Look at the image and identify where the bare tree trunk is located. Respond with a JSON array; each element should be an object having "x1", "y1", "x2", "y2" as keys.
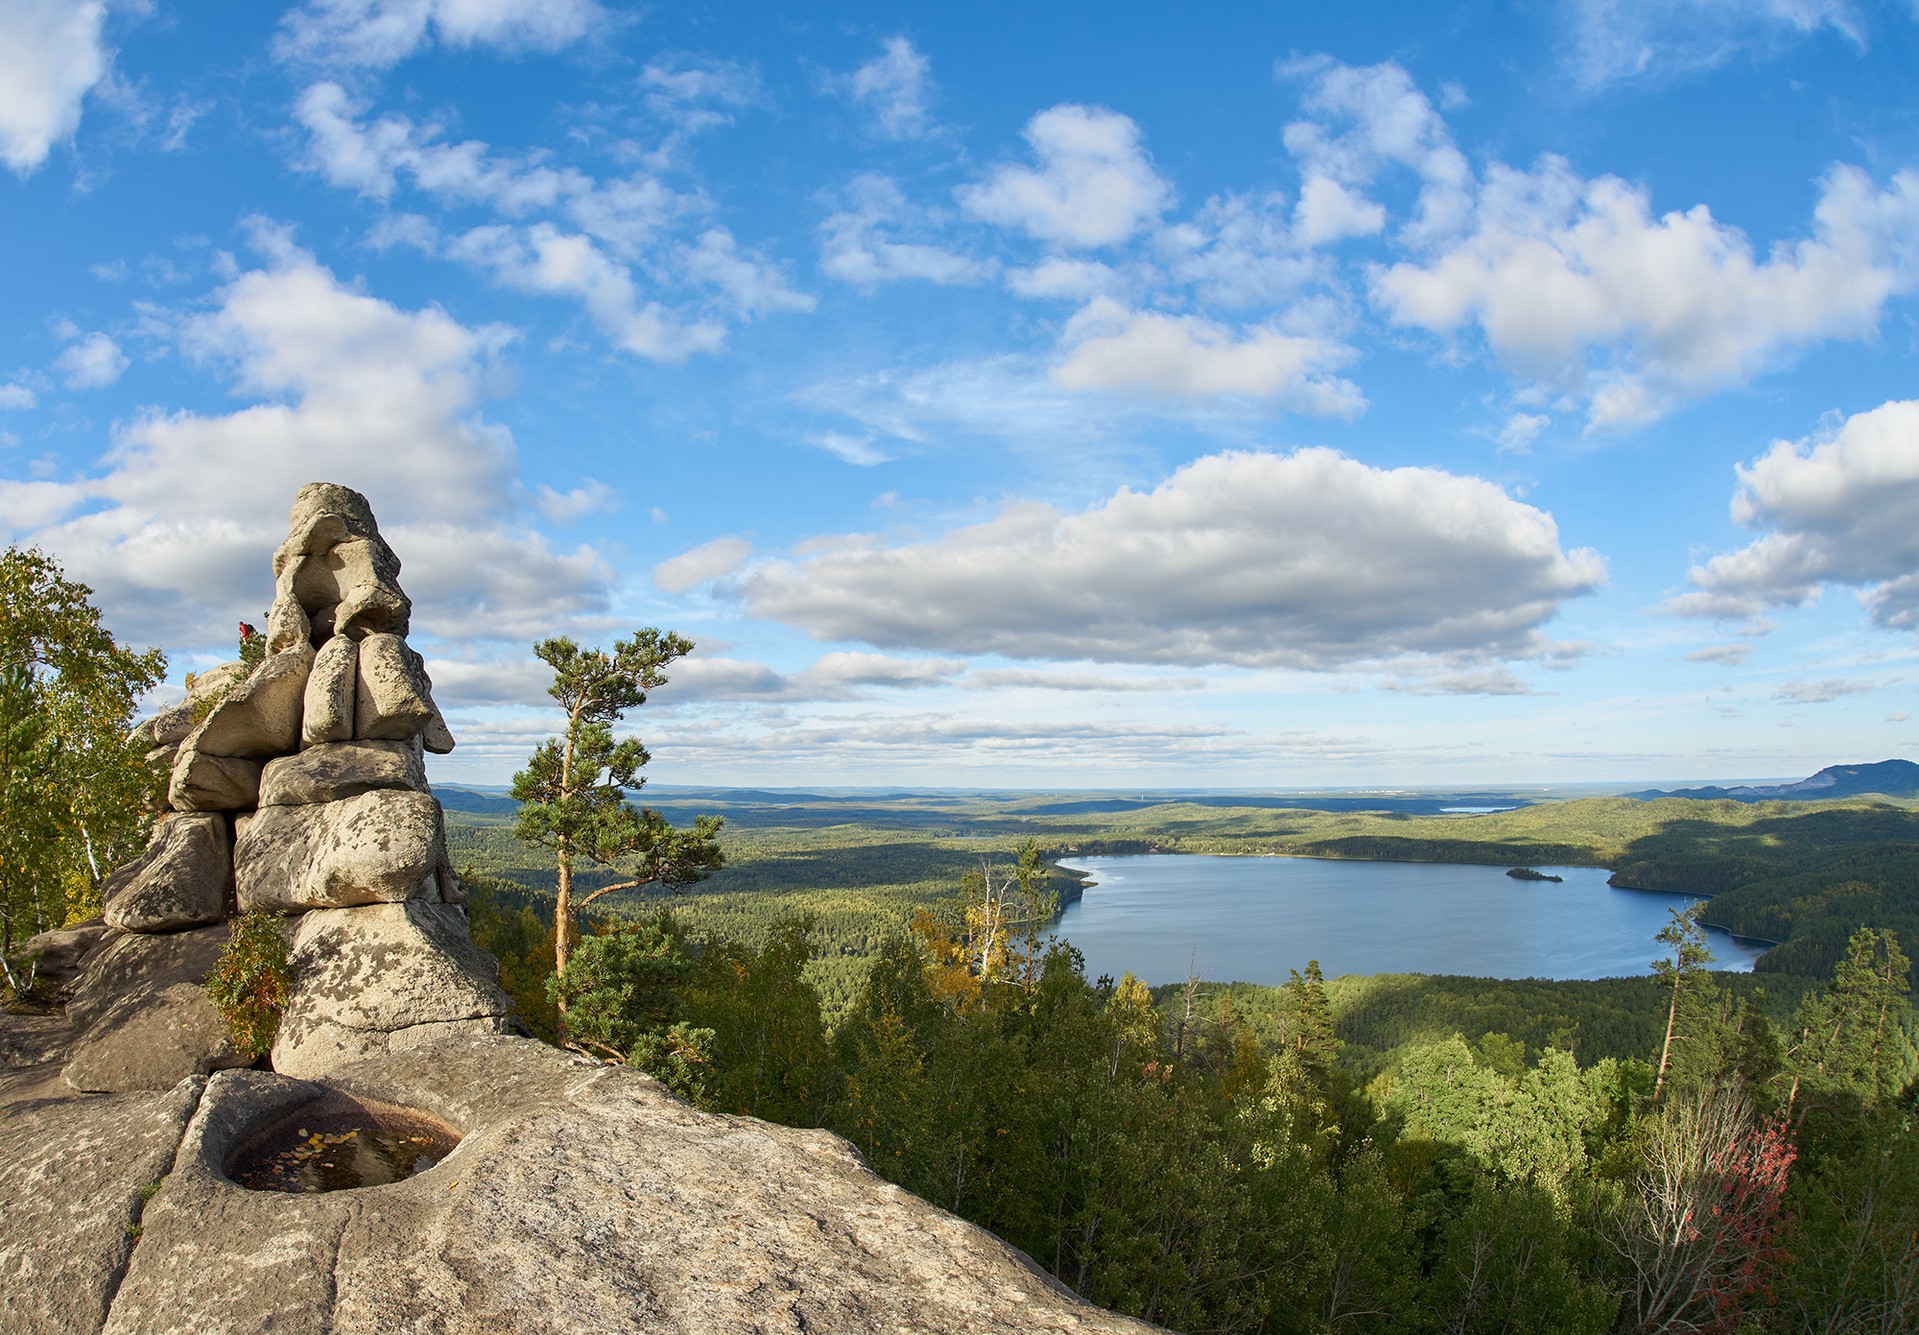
[{"x1": 1654, "y1": 978, "x2": 1681, "y2": 1103}]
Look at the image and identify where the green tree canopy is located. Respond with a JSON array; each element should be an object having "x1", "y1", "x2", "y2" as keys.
[
  {"x1": 1, "y1": 547, "x2": 164, "y2": 975},
  {"x1": 510, "y1": 630, "x2": 723, "y2": 1043}
]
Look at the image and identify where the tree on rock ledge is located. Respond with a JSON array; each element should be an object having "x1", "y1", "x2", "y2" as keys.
[
  {"x1": 511, "y1": 630, "x2": 723, "y2": 1046},
  {"x1": 1, "y1": 546, "x2": 165, "y2": 976}
]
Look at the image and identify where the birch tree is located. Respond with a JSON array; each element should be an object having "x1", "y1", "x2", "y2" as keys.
[{"x1": 1, "y1": 547, "x2": 164, "y2": 980}]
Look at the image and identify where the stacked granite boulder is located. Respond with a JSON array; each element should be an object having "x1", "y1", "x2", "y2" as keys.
[{"x1": 77, "y1": 483, "x2": 510, "y2": 1086}]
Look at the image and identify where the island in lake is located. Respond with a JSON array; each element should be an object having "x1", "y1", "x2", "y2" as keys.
[{"x1": 1505, "y1": 866, "x2": 1564, "y2": 882}]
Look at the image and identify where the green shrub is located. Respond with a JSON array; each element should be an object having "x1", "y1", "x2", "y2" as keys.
[{"x1": 205, "y1": 911, "x2": 293, "y2": 1058}]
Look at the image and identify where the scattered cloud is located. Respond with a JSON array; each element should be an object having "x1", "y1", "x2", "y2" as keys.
[
  {"x1": 1562, "y1": 0, "x2": 1868, "y2": 90},
  {"x1": 958, "y1": 104, "x2": 1173, "y2": 249},
  {"x1": 840, "y1": 36, "x2": 933, "y2": 141},
  {"x1": 277, "y1": 0, "x2": 605, "y2": 70},
  {"x1": 0, "y1": 229, "x2": 611, "y2": 648},
  {"x1": 1293, "y1": 175, "x2": 1388, "y2": 247},
  {"x1": 740, "y1": 447, "x2": 1604, "y2": 669},
  {"x1": 804, "y1": 430, "x2": 891, "y2": 466},
  {"x1": 419, "y1": 654, "x2": 557, "y2": 709},
  {"x1": 0, "y1": 0, "x2": 111, "y2": 175},
  {"x1": 662, "y1": 650, "x2": 963, "y2": 703},
  {"x1": 1006, "y1": 256, "x2": 1123, "y2": 301},
  {"x1": 1684, "y1": 643, "x2": 1751, "y2": 666},
  {"x1": 820, "y1": 174, "x2": 993, "y2": 288},
  {"x1": 1373, "y1": 159, "x2": 1919, "y2": 428},
  {"x1": 295, "y1": 82, "x2": 802, "y2": 358},
  {"x1": 1775, "y1": 677, "x2": 1874, "y2": 704},
  {"x1": 637, "y1": 56, "x2": 762, "y2": 159},
  {"x1": 1280, "y1": 56, "x2": 1473, "y2": 248},
  {"x1": 653, "y1": 535, "x2": 753, "y2": 593},
  {"x1": 53, "y1": 329, "x2": 128, "y2": 388},
  {"x1": 1379, "y1": 668, "x2": 1540, "y2": 695},
  {"x1": 1156, "y1": 192, "x2": 1323, "y2": 308},
  {"x1": 1497, "y1": 412, "x2": 1551, "y2": 454},
  {"x1": 678, "y1": 227, "x2": 814, "y2": 317},
  {"x1": 0, "y1": 382, "x2": 37, "y2": 411},
  {"x1": 293, "y1": 81, "x2": 592, "y2": 210},
  {"x1": 632, "y1": 708, "x2": 1411, "y2": 779},
  {"x1": 447, "y1": 223, "x2": 727, "y2": 360},
  {"x1": 1672, "y1": 399, "x2": 1919, "y2": 629},
  {"x1": 966, "y1": 668, "x2": 1207, "y2": 692},
  {"x1": 533, "y1": 480, "x2": 617, "y2": 523},
  {"x1": 1052, "y1": 297, "x2": 1363, "y2": 414},
  {"x1": 810, "y1": 650, "x2": 962, "y2": 690}
]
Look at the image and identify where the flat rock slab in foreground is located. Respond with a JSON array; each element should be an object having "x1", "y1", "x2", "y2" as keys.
[{"x1": 4, "y1": 1031, "x2": 1157, "y2": 1335}]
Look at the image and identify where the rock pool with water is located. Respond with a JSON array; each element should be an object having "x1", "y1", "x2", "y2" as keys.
[{"x1": 226, "y1": 1097, "x2": 459, "y2": 1193}]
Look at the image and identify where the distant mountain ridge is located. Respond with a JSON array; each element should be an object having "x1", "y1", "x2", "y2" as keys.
[{"x1": 1627, "y1": 759, "x2": 1919, "y2": 802}]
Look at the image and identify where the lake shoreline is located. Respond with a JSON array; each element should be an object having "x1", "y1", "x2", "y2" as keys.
[
  {"x1": 1048, "y1": 852, "x2": 1771, "y2": 986},
  {"x1": 1050, "y1": 850, "x2": 1782, "y2": 952}
]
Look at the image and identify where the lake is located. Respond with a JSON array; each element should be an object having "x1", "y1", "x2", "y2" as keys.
[{"x1": 1052, "y1": 855, "x2": 1769, "y2": 986}]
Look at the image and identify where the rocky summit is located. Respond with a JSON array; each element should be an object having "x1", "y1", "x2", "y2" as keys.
[{"x1": 0, "y1": 484, "x2": 1155, "y2": 1335}]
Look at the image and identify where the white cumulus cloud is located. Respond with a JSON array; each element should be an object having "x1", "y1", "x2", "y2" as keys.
[
  {"x1": 740, "y1": 447, "x2": 1605, "y2": 669},
  {"x1": 958, "y1": 104, "x2": 1173, "y2": 249},
  {"x1": 1374, "y1": 160, "x2": 1919, "y2": 428},
  {"x1": 1052, "y1": 298, "x2": 1363, "y2": 415},
  {"x1": 0, "y1": 231, "x2": 612, "y2": 651},
  {"x1": 1672, "y1": 399, "x2": 1919, "y2": 630},
  {"x1": 53, "y1": 330, "x2": 128, "y2": 388},
  {"x1": 0, "y1": 0, "x2": 110, "y2": 174}
]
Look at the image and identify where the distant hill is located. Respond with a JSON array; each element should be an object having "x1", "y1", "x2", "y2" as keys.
[
  {"x1": 1626, "y1": 759, "x2": 1919, "y2": 803},
  {"x1": 435, "y1": 785, "x2": 521, "y2": 816}
]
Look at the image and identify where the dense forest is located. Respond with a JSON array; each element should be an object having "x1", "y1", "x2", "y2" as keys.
[
  {"x1": 445, "y1": 779, "x2": 1919, "y2": 1332},
  {"x1": 467, "y1": 861, "x2": 1918, "y2": 1334}
]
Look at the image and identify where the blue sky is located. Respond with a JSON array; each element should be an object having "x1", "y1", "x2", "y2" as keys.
[{"x1": 2, "y1": 0, "x2": 1917, "y2": 789}]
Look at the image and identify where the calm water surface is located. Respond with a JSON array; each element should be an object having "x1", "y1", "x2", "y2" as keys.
[{"x1": 1053, "y1": 855, "x2": 1769, "y2": 986}]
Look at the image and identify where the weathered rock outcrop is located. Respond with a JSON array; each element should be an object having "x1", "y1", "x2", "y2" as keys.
[
  {"x1": 270, "y1": 902, "x2": 512, "y2": 1078},
  {"x1": 107, "y1": 482, "x2": 497, "y2": 1087},
  {"x1": 0, "y1": 1033, "x2": 1156, "y2": 1335},
  {"x1": 0, "y1": 1069, "x2": 208, "y2": 1335},
  {"x1": 102, "y1": 814, "x2": 232, "y2": 934},
  {"x1": 235, "y1": 789, "x2": 448, "y2": 912},
  {"x1": 257, "y1": 738, "x2": 428, "y2": 807},
  {"x1": 59, "y1": 923, "x2": 249, "y2": 1094}
]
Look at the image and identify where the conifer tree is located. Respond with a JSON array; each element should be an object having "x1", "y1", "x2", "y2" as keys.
[
  {"x1": 511, "y1": 630, "x2": 723, "y2": 1043},
  {"x1": 1651, "y1": 905, "x2": 1714, "y2": 1104}
]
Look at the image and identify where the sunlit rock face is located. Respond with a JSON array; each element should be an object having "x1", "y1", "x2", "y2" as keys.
[{"x1": 101, "y1": 482, "x2": 498, "y2": 1087}]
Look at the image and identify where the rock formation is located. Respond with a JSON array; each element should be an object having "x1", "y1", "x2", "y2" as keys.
[
  {"x1": 102, "y1": 482, "x2": 507, "y2": 1084},
  {"x1": 0, "y1": 483, "x2": 1157, "y2": 1334}
]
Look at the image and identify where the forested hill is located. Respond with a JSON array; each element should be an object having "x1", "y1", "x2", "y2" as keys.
[
  {"x1": 445, "y1": 787, "x2": 1919, "y2": 988},
  {"x1": 1626, "y1": 759, "x2": 1919, "y2": 803}
]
